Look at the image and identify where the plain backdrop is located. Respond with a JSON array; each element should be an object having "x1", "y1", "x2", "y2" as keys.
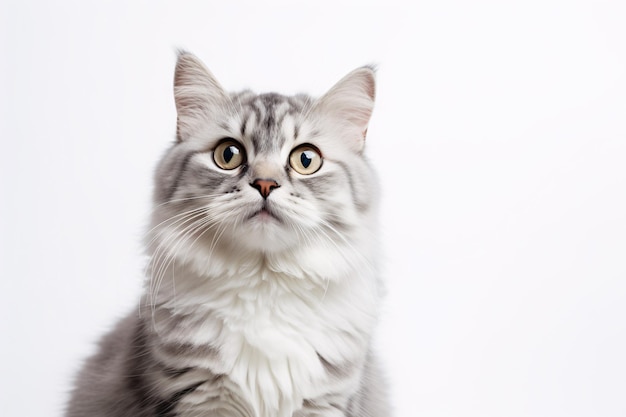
[{"x1": 1, "y1": 1, "x2": 625, "y2": 416}]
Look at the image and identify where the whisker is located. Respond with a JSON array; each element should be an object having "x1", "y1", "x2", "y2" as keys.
[
  {"x1": 145, "y1": 206, "x2": 209, "y2": 246},
  {"x1": 148, "y1": 213, "x2": 209, "y2": 308}
]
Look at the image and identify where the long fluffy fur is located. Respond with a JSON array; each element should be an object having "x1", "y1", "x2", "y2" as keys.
[{"x1": 66, "y1": 52, "x2": 388, "y2": 417}]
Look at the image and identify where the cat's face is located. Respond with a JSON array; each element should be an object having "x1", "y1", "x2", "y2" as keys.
[{"x1": 150, "y1": 53, "x2": 377, "y2": 256}]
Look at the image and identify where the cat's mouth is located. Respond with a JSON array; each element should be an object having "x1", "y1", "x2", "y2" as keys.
[{"x1": 249, "y1": 202, "x2": 282, "y2": 223}]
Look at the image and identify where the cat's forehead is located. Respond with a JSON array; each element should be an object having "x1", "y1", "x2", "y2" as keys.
[
  {"x1": 231, "y1": 91, "x2": 310, "y2": 111},
  {"x1": 230, "y1": 91, "x2": 312, "y2": 154}
]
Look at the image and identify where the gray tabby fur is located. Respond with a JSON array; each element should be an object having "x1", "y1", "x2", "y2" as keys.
[{"x1": 66, "y1": 51, "x2": 389, "y2": 417}]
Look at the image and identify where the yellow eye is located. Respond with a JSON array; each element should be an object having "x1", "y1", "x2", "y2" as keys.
[
  {"x1": 289, "y1": 144, "x2": 323, "y2": 175},
  {"x1": 213, "y1": 139, "x2": 245, "y2": 170}
]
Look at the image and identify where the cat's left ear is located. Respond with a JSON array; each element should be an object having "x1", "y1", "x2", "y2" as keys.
[{"x1": 312, "y1": 66, "x2": 376, "y2": 153}]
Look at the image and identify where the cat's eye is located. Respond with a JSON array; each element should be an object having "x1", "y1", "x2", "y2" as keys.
[
  {"x1": 289, "y1": 144, "x2": 323, "y2": 175},
  {"x1": 213, "y1": 139, "x2": 246, "y2": 170}
]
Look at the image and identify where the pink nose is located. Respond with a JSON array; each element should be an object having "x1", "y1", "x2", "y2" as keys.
[{"x1": 250, "y1": 178, "x2": 280, "y2": 198}]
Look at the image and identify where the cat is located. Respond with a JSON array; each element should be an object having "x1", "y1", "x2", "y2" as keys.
[{"x1": 65, "y1": 51, "x2": 389, "y2": 417}]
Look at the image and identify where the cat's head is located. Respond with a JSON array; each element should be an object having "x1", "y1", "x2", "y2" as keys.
[{"x1": 150, "y1": 52, "x2": 378, "y2": 259}]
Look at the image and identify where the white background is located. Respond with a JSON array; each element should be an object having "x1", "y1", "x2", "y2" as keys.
[{"x1": 1, "y1": 1, "x2": 625, "y2": 416}]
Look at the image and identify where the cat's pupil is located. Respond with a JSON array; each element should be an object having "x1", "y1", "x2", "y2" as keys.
[
  {"x1": 224, "y1": 146, "x2": 237, "y2": 163},
  {"x1": 300, "y1": 151, "x2": 313, "y2": 168}
]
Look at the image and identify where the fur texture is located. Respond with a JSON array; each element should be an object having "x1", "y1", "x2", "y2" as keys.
[{"x1": 66, "y1": 52, "x2": 388, "y2": 417}]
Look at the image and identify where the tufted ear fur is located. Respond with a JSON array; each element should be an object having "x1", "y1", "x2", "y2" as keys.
[
  {"x1": 174, "y1": 51, "x2": 230, "y2": 141},
  {"x1": 312, "y1": 66, "x2": 376, "y2": 153}
]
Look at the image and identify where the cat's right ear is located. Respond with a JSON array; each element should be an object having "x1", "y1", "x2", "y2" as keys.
[{"x1": 174, "y1": 51, "x2": 230, "y2": 142}]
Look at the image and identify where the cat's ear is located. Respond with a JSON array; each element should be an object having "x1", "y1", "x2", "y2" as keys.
[
  {"x1": 174, "y1": 51, "x2": 230, "y2": 142},
  {"x1": 312, "y1": 66, "x2": 376, "y2": 153}
]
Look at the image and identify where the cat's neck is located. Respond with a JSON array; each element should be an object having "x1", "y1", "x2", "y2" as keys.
[{"x1": 145, "y1": 234, "x2": 380, "y2": 319}]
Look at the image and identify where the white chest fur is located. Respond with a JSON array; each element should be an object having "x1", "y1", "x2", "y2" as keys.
[
  {"x1": 222, "y1": 296, "x2": 328, "y2": 417},
  {"x1": 151, "y1": 250, "x2": 379, "y2": 417}
]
